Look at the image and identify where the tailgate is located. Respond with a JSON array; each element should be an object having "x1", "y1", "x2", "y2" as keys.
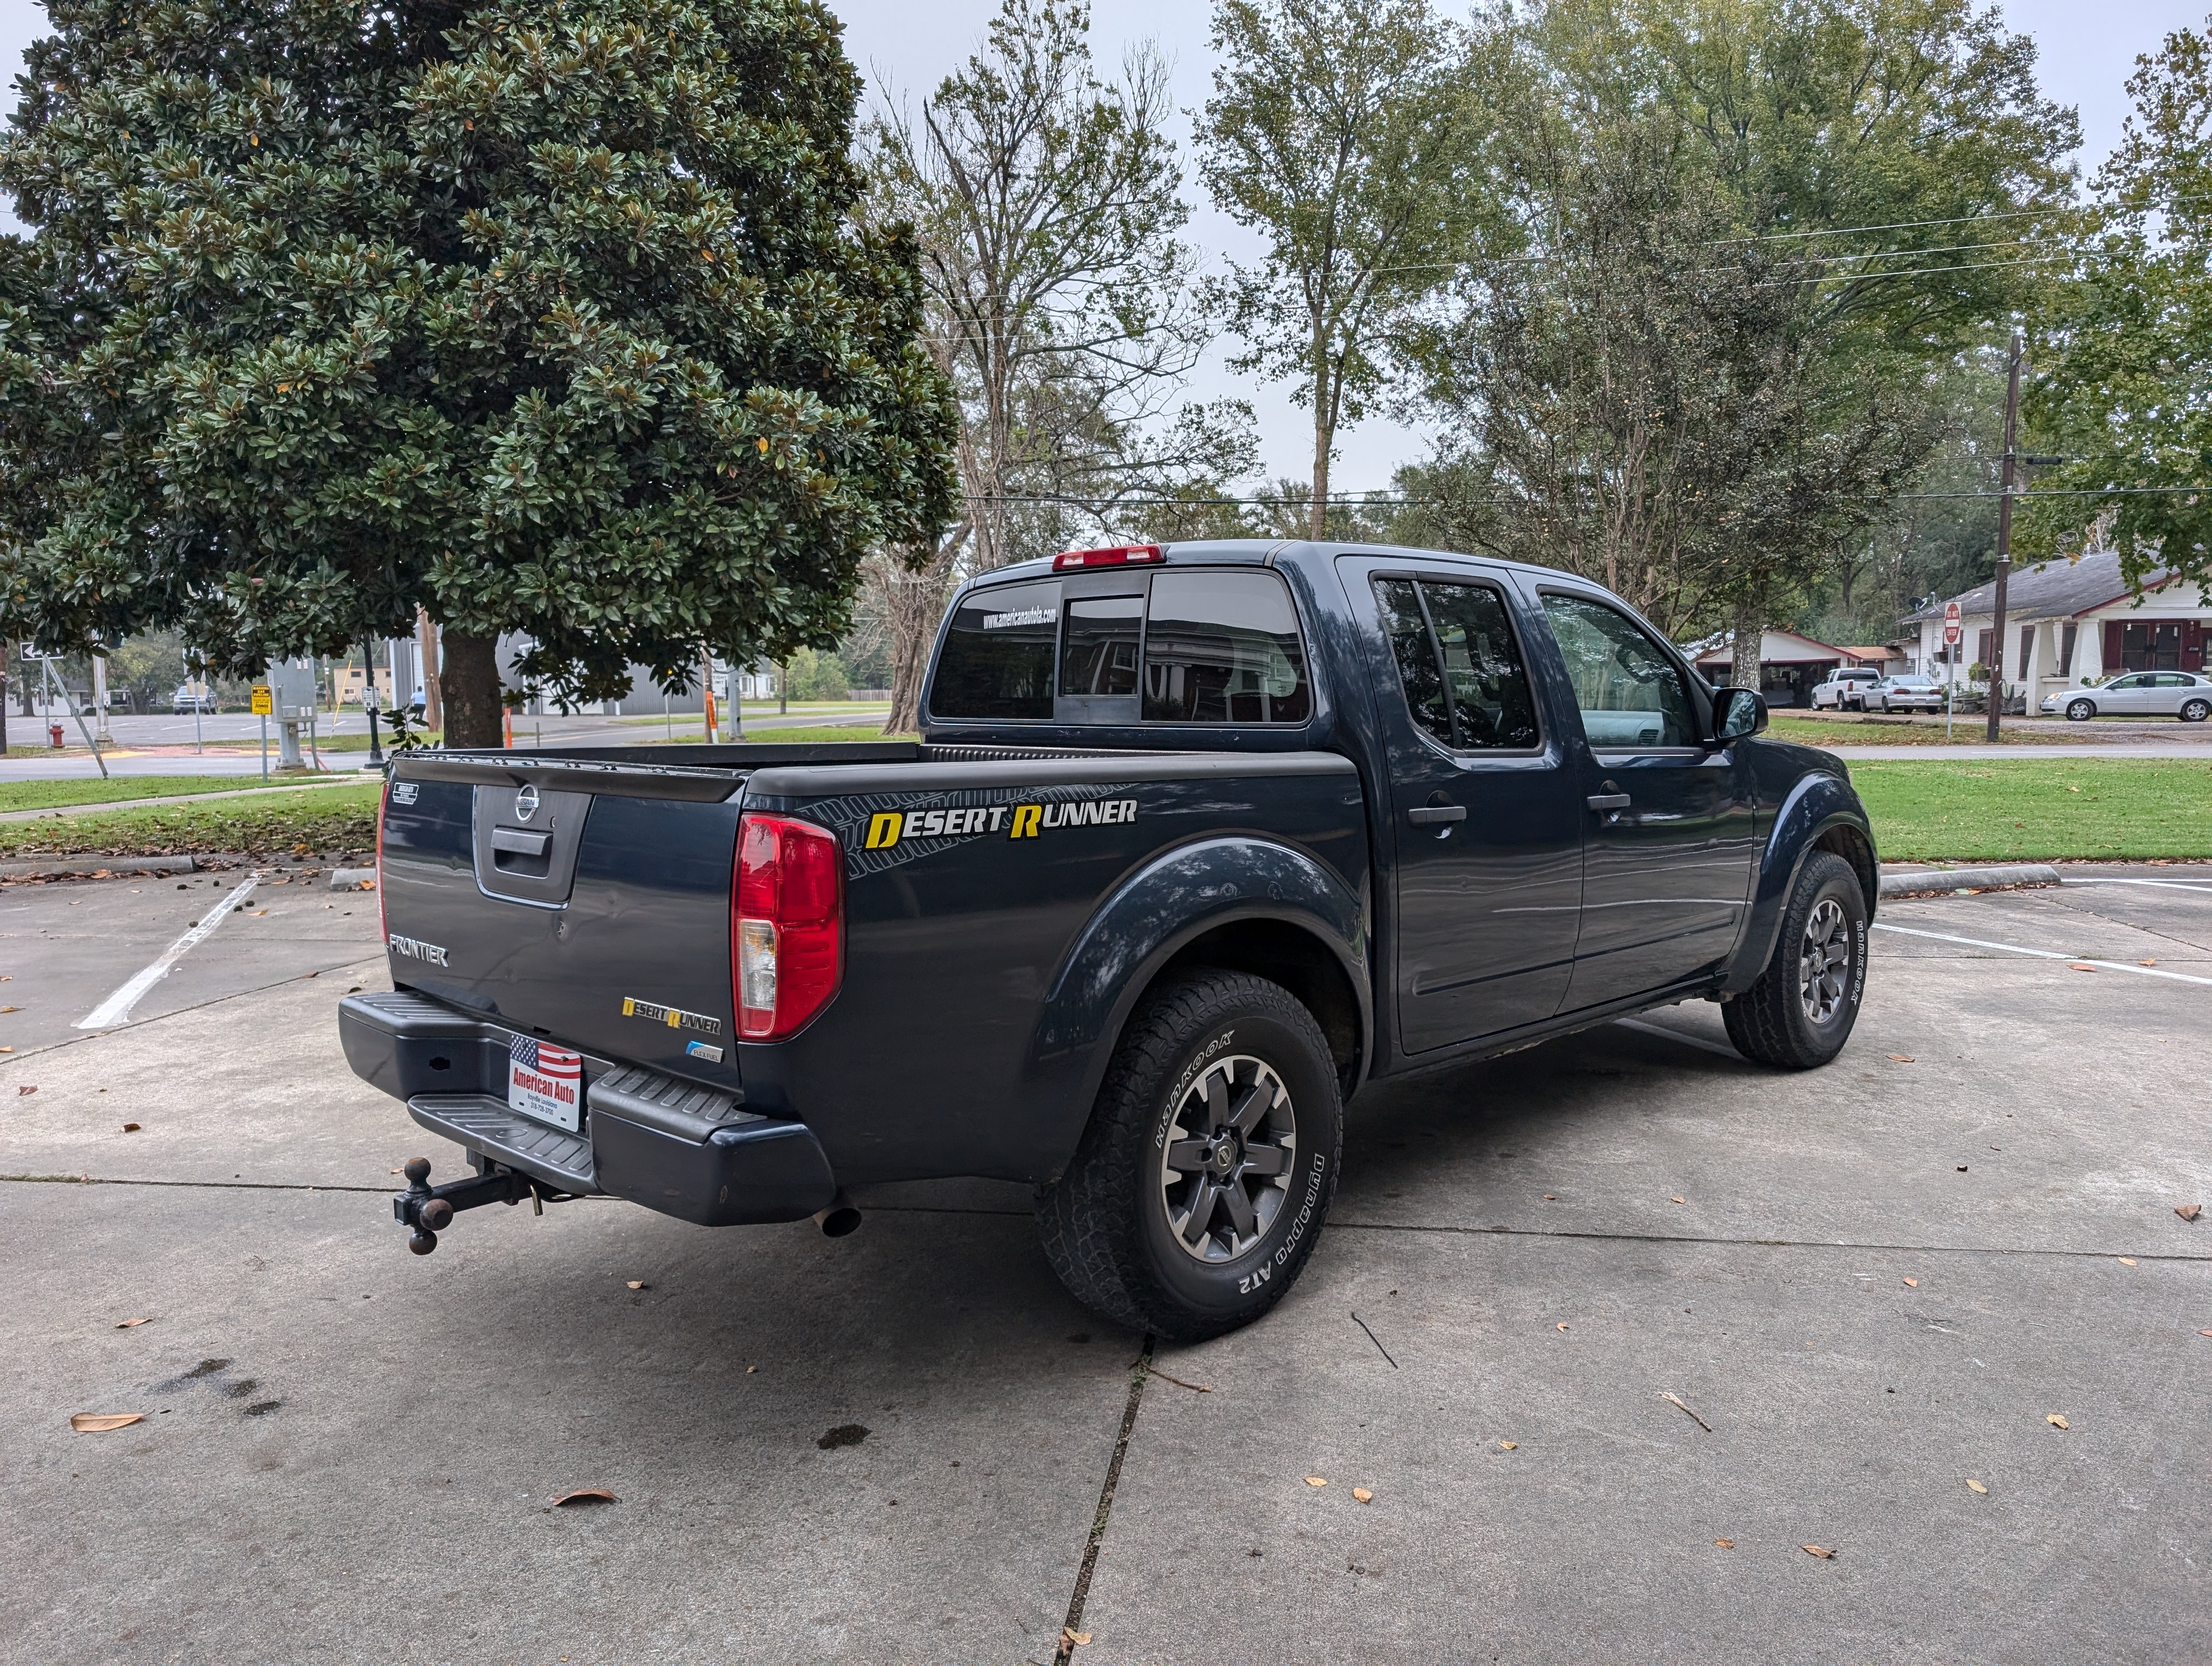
[{"x1": 378, "y1": 754, "x2": 745, "y2": 1089}]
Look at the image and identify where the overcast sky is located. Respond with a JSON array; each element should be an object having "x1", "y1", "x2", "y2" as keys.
[{"x1": 0, "y1": 0, "x2": 2198, "y2": 491}]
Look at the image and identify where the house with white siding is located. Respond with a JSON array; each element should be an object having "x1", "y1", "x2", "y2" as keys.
[{"x1": 1902, "y1": 549, "x2": 2210, "y2": 708}]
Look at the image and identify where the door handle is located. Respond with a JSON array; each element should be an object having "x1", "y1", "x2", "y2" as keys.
[
  {"x1": 1407, "y1": 805, "x2": 1468, "y2": 825},
  {"x1": 1585, "y1": 793, "x2": 1632, "y2": 813},
  {"x1": 491, "y1": 826, "x2": 553, "y2": 857}
]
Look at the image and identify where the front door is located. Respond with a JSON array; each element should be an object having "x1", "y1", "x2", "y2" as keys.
[
  {"x1": 1346, "y1": 559, "x2": 1585, "y2": 1052},
  {"x1": 1532, "y1": 587, "x2": 1760, "y2": 1011}
]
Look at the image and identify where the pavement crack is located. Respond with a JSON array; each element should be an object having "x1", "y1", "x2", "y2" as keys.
[{"x1": 1053, "y1": 1335, "x2": 1153, "y2": 1666}]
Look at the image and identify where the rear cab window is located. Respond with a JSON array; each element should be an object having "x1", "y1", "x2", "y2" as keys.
[{"x1": 928, "y1": 566, "x2": 1312, "y2": 729}]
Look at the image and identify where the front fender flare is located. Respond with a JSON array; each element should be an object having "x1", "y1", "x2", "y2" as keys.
[
  {"x1": 1024, "y1": 836, "x2": 1369, "y2": 1174},
  {"x1": 1725, "y1": 772, "x2": 1877, "y2": 992}
]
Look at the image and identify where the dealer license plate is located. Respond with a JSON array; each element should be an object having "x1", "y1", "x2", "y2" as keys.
[{"x1": 506, "y1": 1034, "x2": 583, "y2": 1132}]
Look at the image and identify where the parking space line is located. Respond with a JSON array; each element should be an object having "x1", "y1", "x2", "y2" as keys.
[
  {"x1": 1872, "y1": 922, "x2": 2212, "y2": 986},
  {"x1": 73, "y1": 872, "x2": 265, "y2": 1029},
  {"x1": 1613, "y1": 1017, "x2": 1745, "y2": 1060},
  {"x1": 2061, "y1": 877, "x2": 2212, "y2": 893}
]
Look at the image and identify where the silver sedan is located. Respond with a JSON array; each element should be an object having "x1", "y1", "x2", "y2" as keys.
[
  {"x1": 1866, "y1": 675, "x2": 1947, "y2": 713},
  {"x1": 2044, "y1": 671, "x2": 2212, "y2": 722}
]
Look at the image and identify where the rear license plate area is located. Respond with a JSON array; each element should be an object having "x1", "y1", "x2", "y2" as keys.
[{"x1": 506, "y1": 1035, "x2": 583, "y2": 1132}]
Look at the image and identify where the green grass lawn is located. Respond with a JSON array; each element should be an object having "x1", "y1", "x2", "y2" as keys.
[
  {"x1": 1851, "y1": 758, "x2": 2212, "y2": 861},
  {"x1": 0, "y1": 774, "x2": 366, "y2": 813},
  {"x1": 0, "y1": 781, "x2": 383, "y2": 860}
]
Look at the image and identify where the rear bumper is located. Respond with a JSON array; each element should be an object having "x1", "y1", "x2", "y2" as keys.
[{"x1": 338, "y1": 991, "x2": 837, "y2": 1227}]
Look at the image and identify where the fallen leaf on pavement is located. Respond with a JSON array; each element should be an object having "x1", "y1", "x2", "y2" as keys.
[
  {"x1": 1902, "y1": 1277, "x2": 1918, "y2": 1287},
  {"x1": 2178, "y1": 1204, "x2": 2202, "y2": 1222},
  {"x1": 551, "y1": 1489, "x2": 615, "y2": 1507},
  {"x1": 2141, "y1": 958, "x2": 2157, "y2": 966},
  {"x1": 1060, "y1": 1630, "x2": 1092, "y2": 1649},
  {"x1": 1499, "y1": 1440, "x2": 1517, "y2": 1450},
  {"x1": 1353, "y1": 1487, "x2": 1374, "y2": 1503},
  {"x1": 17, "y1": 1085, "x2": 34, "y2": 1094},
  {"x1": 121, "y1": 1123, "x2": 140, "y2": 1132},
  {"x1": 627, "y1": 1280, "x2": 647, "y2": 1290},
  {"x1": 1887, "y1": 1055, "x2": 1914, "y2": 1063},
  {"x1": 1965, "y1": 1479, "x2": 1988, "y2": 1494},
  {"x1": 1556, "y1": 1322, "x2": 1570, "y2": 1331},
  {"x1": 70, "y1": 1413, "x2": 143, "y2": 1432},
  {"x1": 2069, "y1": 963, "x2": 2097, "y2": 972},
  {"x1": 1542, "y1": 1193, "x2": 1556, "y2": 1201},
  {"x1": 1714, "y1": 1538, "x2": 1735, "y2": 1549},
  {"x1": 1670, "y1": 1195, "x2": 1686, "y2": 1204},
  {"x1": 2198, "y1": 1330, "x2": 2212, "y2": 1338},
  {"x1": 114, "y1": 1317, "x2": 152, "y2": 1328},
  {"x1": 1802, "y1": 1545, "x2": 1835, "y2": 1559},
  {"x1": 1304, "y1": 1476, "x2": 1327, "y2": 1487},
  {"x1": 2046, "y1": 1414, "x2": 2069, "y2": 1429},
  {"x1": 2119, "y1": 1258, "x2": 2137, "y2": 1266}
]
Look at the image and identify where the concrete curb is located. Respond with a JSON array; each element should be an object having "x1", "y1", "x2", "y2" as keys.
[
  {"x1": 0, "y1": 853, "x2": 200, "y2": 877},
  {"x1": 1878, "y1": 863, "x2": 2062, "y2": 898}
]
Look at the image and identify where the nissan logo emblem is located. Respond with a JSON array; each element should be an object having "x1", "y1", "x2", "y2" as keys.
[{"x1": 515, "y1": 784, "x2": 540, "y2": 822}]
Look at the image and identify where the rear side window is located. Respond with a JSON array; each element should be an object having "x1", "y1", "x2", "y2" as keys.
[
  {"x1": 1142, "y1": 571, "x2": 1310, "y2": 723},
  {"x1": 1372, "y1": 577, "x2": 1539, "y2": 750},
  {"x1": 932, "y1": 579, "x2": 1061, "y2": 720}
]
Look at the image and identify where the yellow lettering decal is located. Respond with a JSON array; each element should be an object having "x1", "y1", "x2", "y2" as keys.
[
  {"x1": 865, "y1": 811, "x2": 904, "y2": 849},
  {"x1": 1010, "y1": 803, "x2": 1043, "y2": 839}
]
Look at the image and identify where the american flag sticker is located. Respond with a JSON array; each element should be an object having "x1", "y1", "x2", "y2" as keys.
[{"x1": 507, "y1": 1034, "x2": 583, "y2": 1132}]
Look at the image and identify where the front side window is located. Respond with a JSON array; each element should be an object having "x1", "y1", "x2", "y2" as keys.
[
  {"x1": 931, "y1": 579, "x2": 1061, "y2": 720},
  {"x1": 1541, "y1": 592, "x2": 1694, "y2": 748},
  {"x1": 1142, "y1": 571, "x2": 1310, "y2": 723},
  {"x1": 1372, "y1": 577, "x2": 1539, "y2": 750}
]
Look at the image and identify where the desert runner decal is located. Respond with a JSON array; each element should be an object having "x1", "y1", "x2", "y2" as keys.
[
  {"x1": 864, "y1": 797, "x2": 1137, "y2": 850},
  {"x1": 621, "y1": 996, "x2": 724, "y2": 1037},
  {"x1": 824, "y1": 784, "x2": 1144, "y2": 879}
]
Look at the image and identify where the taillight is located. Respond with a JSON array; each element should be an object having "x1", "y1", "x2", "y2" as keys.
[
  {"x1": 732, "y1": 813, "x2": 844, "y2": 1040},
  {"x1": 1052, "y1": 543, "x2": 1165, "y2": 571},
  {"x1": 376, "y1": 776, "x2": 390, "y2": 948}
]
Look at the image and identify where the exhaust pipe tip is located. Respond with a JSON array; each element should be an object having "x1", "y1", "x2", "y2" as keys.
[{"x1": 814, "y1": 1193, "x2": 861, "y2": 1238}]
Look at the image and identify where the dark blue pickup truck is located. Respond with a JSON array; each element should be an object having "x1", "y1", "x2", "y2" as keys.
[{"x1": 341, "y1": 539, "x2": 1875, "y2": 1340}]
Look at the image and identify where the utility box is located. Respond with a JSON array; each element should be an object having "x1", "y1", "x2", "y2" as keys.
[{"x1": 267, "y1": 657, "x2": 320, "y2": 767}]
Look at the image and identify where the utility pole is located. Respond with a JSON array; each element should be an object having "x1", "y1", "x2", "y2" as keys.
[
  {"x1": 1986, "y1": 326, "x2": 2024, "y2": 744},
  {"x1": 363, "y1": 640, "x2": 385, "y2": 769}
]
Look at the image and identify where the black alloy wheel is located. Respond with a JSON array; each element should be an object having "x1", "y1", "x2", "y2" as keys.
[
  {"x1": 1723, "y1": 851, "x2": 1868, "y2": 1069},
  {"x1": 1037, "y1": 970, "x2": 1342, "y2": 1342}
]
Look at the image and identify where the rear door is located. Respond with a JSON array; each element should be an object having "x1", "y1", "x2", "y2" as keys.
[
  {"x1": 1342, "y1": 556, "x2": 1584, "y2": 1050},
  {"x1": 1529, "y1": 586, "x2": 1759, "y2": 1010}
]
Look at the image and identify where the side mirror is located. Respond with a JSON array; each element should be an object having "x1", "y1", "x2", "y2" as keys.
[{"x1": 1714, "y1": 686, "x2": 1767, "y2": 744}]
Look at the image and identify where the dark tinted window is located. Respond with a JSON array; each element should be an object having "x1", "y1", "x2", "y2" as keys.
[
  {"x1": 1142, "y1": 571, "x2": 1310, "y2": 723},
  {"x1": 1060, "y1": 595, "x2": 1142, "y2": 696},
  {"x1": 1372, "y1": 578, "x2": 1539, "y2": 751},
  {"x1": 931, "y1": 579, "x2": 1060, "y2": 720}
]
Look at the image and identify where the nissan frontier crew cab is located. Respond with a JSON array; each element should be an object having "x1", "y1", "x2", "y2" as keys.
[{"x1": 342, "y1": 539, "x2": 1877, "y2": 1341}]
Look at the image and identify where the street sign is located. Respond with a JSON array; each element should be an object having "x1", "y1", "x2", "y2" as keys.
[
  {"x1": 250, "y1": 684, "x2": 273, "y2": 715},
  {"x1": 1942, "y1": 601, "x2": 1963, "y2": 648}
]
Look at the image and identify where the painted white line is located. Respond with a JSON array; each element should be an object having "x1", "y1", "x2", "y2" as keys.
[
  {"x1": 1613, "y1": 1017, "x2": 1745, "y2": 1060},
  {"x1": 75, "y1": 872, "x2": 265, "y2": 1029},
  {"x1": 2060, "y1": 876, "x2": 2212, "y2": 893},
  {"x1": 1872, "y1": 922, "x2": 2212, "y2": 987}
]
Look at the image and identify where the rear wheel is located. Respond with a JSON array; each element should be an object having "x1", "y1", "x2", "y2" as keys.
[
  {"x1": 2181, "y1": 698, "x2": 2209, "y2": 723},
  {"x1": 1037, "y1": 970, "x2": 1341, "y2": 1342},
  {"x1": 2066, "y1": 698, "x2": 2095, "y2": 721},
  {"x1": 1724, "y1": 852, "x2": 1868, "y2": 1069}
]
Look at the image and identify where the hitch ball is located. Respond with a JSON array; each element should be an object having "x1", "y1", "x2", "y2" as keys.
[
  {"x1": 419, "y1": 1198, "x2": 455, "y2": 1232},
  {"x1": 408, "y1": 1228, "x2": 439, "y2": 1255}
]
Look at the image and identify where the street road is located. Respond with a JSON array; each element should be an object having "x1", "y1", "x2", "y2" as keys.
[{"x1": 3, "y1": 868, "x2": 2207, "y2": 1662}]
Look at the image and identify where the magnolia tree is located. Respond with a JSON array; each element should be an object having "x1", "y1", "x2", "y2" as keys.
[{"x1": 0, "y1": 0, "x2": 955, "y2": 745}]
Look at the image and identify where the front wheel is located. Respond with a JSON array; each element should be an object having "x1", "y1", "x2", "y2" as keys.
[
  {"x1": 1037, "y1": 970, "x2": 1342, "y2": 1343},
  {"x1": 2181, "y1": 699, "x2": 2210, "y2": 723},
  {"x1": 2066, "y1": 699, "x2": 2095, "y2": 721},
  {"x1": 1724, "y1": 851, "x2": 1868, "y2": 1069}
]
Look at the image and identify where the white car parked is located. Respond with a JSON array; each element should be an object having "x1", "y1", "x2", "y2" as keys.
[
  {"x1": 1810, "y1": 667, "x2": 1883, "y2": 710},
  {"x1": 1864, "y1": 675, "x2": 1947, "y2": 714},
  {"x1": 2044, "y1": 670, "x2": 2212, "y2": 722}
]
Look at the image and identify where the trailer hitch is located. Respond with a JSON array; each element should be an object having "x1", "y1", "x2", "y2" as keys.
[{"x1": 393, "y1": 1156, "x2": 539, "y2": 1254}]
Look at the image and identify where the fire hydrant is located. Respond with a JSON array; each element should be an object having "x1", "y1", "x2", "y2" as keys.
[{"x1": 48, "y1": 721, "x2": 65, "y2": 748}]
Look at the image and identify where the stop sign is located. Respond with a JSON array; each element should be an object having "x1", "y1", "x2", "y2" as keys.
[{"x1": 1942, "y1": 600, "x2": 1963, "y2": 647}]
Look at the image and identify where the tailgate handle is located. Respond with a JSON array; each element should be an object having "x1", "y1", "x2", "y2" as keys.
[
  {"x1": 491, "y1": 826, "x2": 552, "y2": 858},
  {"x1": 1407, "y1": 805, "x2": 1467, "y2": 825}
]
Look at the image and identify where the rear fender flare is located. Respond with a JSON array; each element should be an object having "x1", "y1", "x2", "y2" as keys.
[
  {"x1": 1726, "y1": 774, "x2": 1876, "y2": 992},
  {"x1": 1026, "y1": 836, "x2": 1369, "y2": 1173}
]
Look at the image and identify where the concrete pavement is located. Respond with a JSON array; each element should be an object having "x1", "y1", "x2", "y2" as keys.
[{"x1": 3, "y1": 873, "x2": 2207, "y2": 1663}]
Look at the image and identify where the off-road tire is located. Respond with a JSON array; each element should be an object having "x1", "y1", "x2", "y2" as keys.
[
  {"x1": 1036, "y1": 970, "x2": 1342, "y2": 1343},
  {"x1": 1723, "y1": 851, "x2": 1868, "y2": 1069}
]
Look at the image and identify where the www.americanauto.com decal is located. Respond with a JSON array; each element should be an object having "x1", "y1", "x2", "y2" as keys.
[{"x1": 813, "y1": 785, "x2": 1142, "y2": 879}]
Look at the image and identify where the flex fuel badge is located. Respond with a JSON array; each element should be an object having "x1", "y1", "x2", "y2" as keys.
[{"x1": 621, "y1": 996, "x2": 723, "y2": 1037}]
